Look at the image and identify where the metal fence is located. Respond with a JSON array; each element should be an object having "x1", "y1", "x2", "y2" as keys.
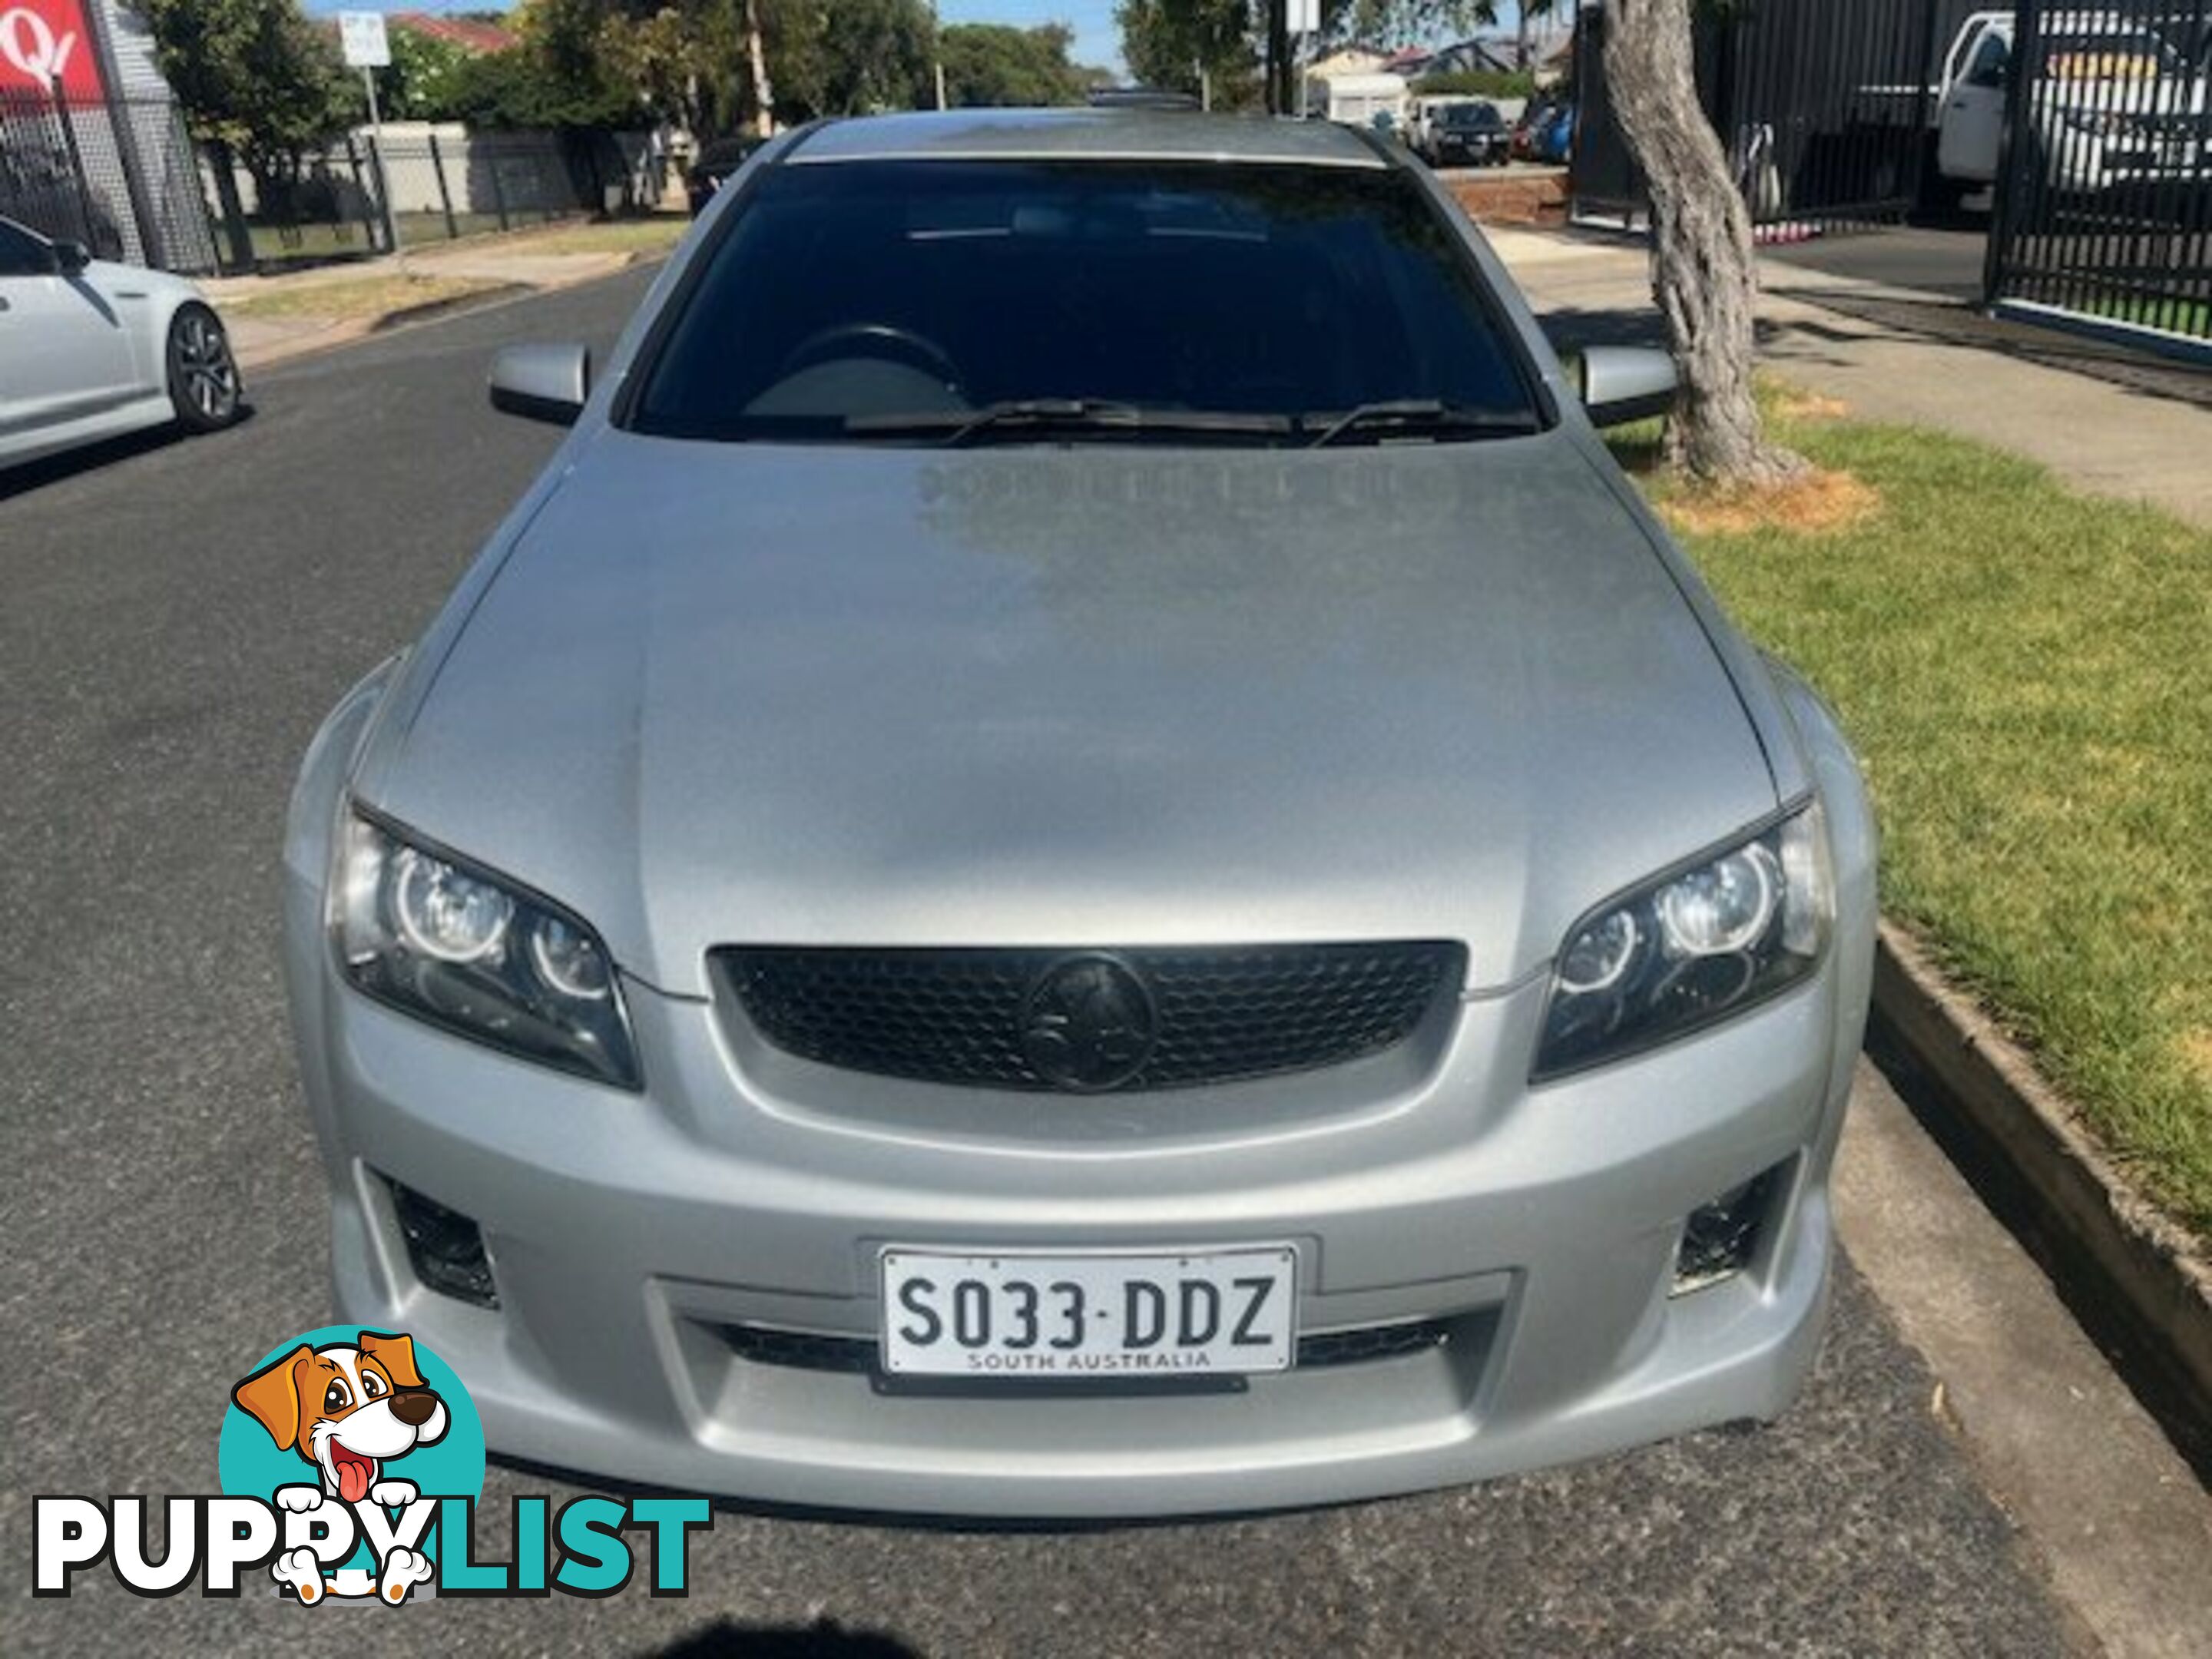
[
  {"x1": 1571, "y1": 0, "x2": 1955, "y2": 233},
  {"x1": 201, "y1": 127, "x2": 664, "y2": 271},
  {"x1": 1985, "y1": 0, "x2": 2212, "y2": 343},
  {"x1": 4, "y1": 81, "x2": 666, "y2": 275},
  {"x1": 1, "y1": 86, "x2": 217, "y2": 273}
]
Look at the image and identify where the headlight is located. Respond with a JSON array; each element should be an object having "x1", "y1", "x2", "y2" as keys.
[
  {"x1": 1533, "y1": 805, "x2": 1830, "y2": 1080},
  {"x1": 332, "y1": 810, "x2": 641, "y2": 1088}
]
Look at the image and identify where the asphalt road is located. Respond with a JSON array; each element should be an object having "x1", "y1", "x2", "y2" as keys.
[{"x1": 2, "y1": 273, "x2": 2080, "y2": 1657}]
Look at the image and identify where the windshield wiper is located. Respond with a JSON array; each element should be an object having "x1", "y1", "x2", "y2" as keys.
[
  {"x1": 845, "y1": 399, "x2": 1293, "y2": 446},
  {"x1": 1303, "y1": 399, "x2": 1539, "y2": 449}
]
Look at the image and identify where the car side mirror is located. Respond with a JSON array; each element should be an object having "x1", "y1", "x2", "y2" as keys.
[
  {"x1": 53, "y1": 240, "x2": 91, "y2": 276},
  {"x1": 488, "y1": 343, "x2": 591, "y2": 426},
  {"x1": 1577, "y1": 345, "x2": 1679, "y2": 428}
]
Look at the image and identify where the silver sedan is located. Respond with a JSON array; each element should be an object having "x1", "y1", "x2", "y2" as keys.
[{"x1": 283, "y1": 110, "x2": 1876, "y2": 1518}]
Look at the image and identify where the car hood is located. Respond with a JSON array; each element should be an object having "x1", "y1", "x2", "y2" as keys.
[{"x1": 366, "y1": 429, "x2": 1779, "y2": 996}]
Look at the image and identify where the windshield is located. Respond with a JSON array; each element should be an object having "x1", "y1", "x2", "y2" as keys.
[
  {"x1": 1444, "y1": 104, "x2": 1501, "y2": 128},
  {"x1": 630, "y1": 160, "x2": 1542, "y2": 445}
]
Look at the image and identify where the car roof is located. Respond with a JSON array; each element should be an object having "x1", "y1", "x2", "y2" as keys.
[{"x1": 785, "y1": 108, "x2": 1392, "y2": 171}]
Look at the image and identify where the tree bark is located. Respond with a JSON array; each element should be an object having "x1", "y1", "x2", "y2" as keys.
[
  {"x1": 205, "y1": 137, "x2": 256, "y2": 273},
  {"x1": 1601, "y1": 0, "x2": 1803, "y2": 485},
  {"x1": 744, "y1": 0, "x2": 776, "y2": 134}
]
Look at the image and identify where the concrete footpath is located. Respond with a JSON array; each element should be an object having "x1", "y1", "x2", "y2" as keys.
[
  {"x1": 1486, "y1": 226, "x2": 2212, "y2": 529},
  {"x1": 204, "y1": 236, "x2": 664, "y2": 369}
]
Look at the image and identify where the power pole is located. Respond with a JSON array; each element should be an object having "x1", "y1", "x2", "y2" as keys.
[
  {"x1": 1266, "y1": 0, "x2": 1290, "y2": 113},
  {"x1": 932, "y1": 0, "x2": 946, "y2": 108}
]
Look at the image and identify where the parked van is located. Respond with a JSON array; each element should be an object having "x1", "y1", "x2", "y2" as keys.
[{"x1": 1305, "y1": 72, "x2": 1409, "y2": 131}]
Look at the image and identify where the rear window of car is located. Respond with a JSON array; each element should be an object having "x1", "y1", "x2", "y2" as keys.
[{"x1": 628, "y1": 158, "x2": 1542, "y2": 445}]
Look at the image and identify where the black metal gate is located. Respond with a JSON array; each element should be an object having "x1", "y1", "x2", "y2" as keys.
[
  {"x1": 1985, "y1": 0, "x2": 2212, "y2": 344},
  {"x1": 0, "y1": 87, "x2": 119, "y2": 255},
  {"x1": 1, "y1": 84, "x2": 220, "y2": 273},
  {"x1": 1571, "y1": 0, "x2": 1954, "y2": 232}
]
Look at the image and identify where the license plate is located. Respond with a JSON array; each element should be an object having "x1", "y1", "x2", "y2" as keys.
[{"x1": 879, "y1": 1247, "x2": 1296, "y2": 1378}]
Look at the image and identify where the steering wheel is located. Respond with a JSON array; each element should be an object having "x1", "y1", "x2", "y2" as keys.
[{"x1": 777, "y1": 323, "x2": 962, "y2": 389}]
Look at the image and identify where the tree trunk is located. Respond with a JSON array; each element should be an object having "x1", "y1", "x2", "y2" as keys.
[
  {"x1": 205, "y1": 137, "x2": 256, "y2": 272},
  {"x1": 744, "y1": 0, "x2": 775, "y2": 134},
  {"x1": 1601, "y1": 0, "x2": 1803, "y2": 485}
]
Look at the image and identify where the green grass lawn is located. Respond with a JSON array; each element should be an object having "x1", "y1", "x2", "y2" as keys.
[
  {"x1": 2078, "y1": 292, "x2": 2211, "y2": 341},
  {"x1": 220, "y1": 273, "x2": 508, "y2": 323},
  {"x1": 505, "y1": 216, "x2": 688, "y2": 257},
  {"x1": 1627, "y1": 399, "x2": 2212, "y2": 1240}
]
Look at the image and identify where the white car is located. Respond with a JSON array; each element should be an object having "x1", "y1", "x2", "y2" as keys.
[{"x1": 0, "y1": 215, "x2": 243, "y2": 471}]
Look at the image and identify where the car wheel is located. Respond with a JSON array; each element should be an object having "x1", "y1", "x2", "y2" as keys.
[{"x1": 167, "y1": 304, "x2": 243, "y2": 433}]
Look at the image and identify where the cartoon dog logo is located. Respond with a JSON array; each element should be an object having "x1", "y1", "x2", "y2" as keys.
[{"x1": 230, "y1": 1330, "x2": 449, "y2": 1604}]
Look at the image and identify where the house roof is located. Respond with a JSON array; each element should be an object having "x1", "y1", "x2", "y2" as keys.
[{"x1": 390, "y1": 12, "x2": 518, "y2": 54}]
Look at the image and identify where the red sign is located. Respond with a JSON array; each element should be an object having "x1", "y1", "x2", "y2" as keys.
[{"x1": 0, "y1": 1, "x2": 107, "y2": 100}]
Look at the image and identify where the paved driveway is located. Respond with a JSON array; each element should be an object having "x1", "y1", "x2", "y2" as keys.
[
  {"x1": 1760, "y1": 224, "x2": 1988, "y2": 300},
  {"x1": 0, "y1": 273, "x2": 2078, "y2": 1657}
]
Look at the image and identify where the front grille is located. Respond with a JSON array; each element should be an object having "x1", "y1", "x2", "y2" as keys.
[
  {"x1": 720, "y1": 1319, "x2": 1452, "y2": 1376},
  {"x1": 717, "y1": 942, "x2": 1463, "y2": 1094}
]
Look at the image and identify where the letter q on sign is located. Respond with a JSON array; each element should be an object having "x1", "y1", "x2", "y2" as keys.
[{"x1": 0, "y1": 3, "x2": 104, "y2": 98}]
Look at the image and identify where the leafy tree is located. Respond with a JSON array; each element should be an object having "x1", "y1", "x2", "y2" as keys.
[
  {"x1": 515, "y1": 0, "x2": 626, "y2": 104},
  {"x1": 767, "y1": 0, "x2": 935, "y2": 121},
  {"x1": 442, "y1": 45, "x2": 637, "y2": 129},
  {"x1": 141, "y1": 0, "x2": 352, "y2": 197},
  {"x1": 1514, "y1": 0, "x2": 1560, "y2": 70},
  {"x1": 439, "y1": 2, "x2": 641, "y2": 130},
  {"x1": 1324, "y1": 0, "x2": 1492, "y2": 45},
  {"x1": 1115, "y1": 0, "x2": 1262, "y2": 108},
  {"x1": 597, "y1": 1, "x2": 748, "y2": 136},
  {"x1": 376, "y1": 25, "x2": 473, "y2": 121},
  {"x1": 939, "y1": 23, "x2": 1094, "y2": 108}
]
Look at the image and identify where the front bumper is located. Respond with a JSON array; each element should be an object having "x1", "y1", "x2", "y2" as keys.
[{"x1": 286, "y1": 858, "x2": 1856, "y2": 1518}]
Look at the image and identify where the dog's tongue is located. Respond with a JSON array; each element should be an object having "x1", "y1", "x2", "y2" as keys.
[{"x1": 336, "y1": 1453, "x2": 373, "y2": 1505}]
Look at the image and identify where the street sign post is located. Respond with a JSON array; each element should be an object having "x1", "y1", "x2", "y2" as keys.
[
  {"x1": 1286, "y1": 0, "x2": 1318, "y2": 118},
  {"x1": 337, "y1": 12, "x2": 399, "y2": 259},
  {"x1": 337, "y1": 11, "x2": 389, "y2": 69}
]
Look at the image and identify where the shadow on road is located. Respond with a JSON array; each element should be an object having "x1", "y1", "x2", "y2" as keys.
[
  {"x1": 0, "y1": 406, "x2": 258, "y2": 502},
  {"x1": 642, "y1": 1618, "x2": 917, "y2": 1658},
  {"x1": 1540, "y1": 291, "x2": 2211, "y2": 413}
]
